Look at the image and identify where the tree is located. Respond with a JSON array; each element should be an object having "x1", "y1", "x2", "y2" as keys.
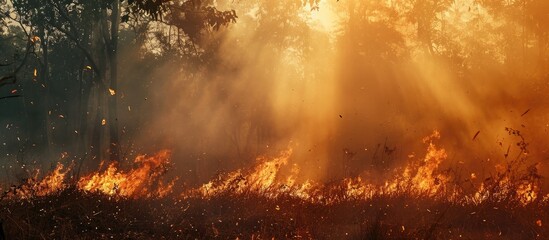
[
  {"x1": 0, "y1": 1, "x2": 36, "y2": 93},
  {"x1": 478, "y1": 0, "x2": 549, "y2": 77},
  {"x1": 2, "y1": 0, "x2": 238, "y2": 169}
]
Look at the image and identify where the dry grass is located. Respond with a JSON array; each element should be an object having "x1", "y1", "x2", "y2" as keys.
[
  {"x1": 1, "y1": 131, "x2": 545, "y2": 239},
  {"x1": 1, "y1": 187, "x2": 547, "y2": 239}
]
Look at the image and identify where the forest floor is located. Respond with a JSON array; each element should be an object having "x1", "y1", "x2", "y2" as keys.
[{"x1": 1, "y1": 188, "x2": 547, "y2": 239}]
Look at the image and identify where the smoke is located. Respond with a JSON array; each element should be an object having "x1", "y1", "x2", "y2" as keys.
[{"x1": 117, "y1": 0, "x2": 549, "y2": 185}]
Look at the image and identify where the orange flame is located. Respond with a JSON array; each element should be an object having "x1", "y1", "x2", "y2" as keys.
[
  {"x1": 3, "y1": 131, "x2": 542, "y2": 207},
  {"x1": 196, "y1": 149, "x2": 293, "y2": 198},
  {"x1": 5, "y1": 163, "x2": 70, "y2": 199},
  {"x1": 187, "y1": 131, "x2": 541, "y2": 206},
  {"x1": 3, "y1": 151, "x2": 175, "y2": 200},
  {"x1": 77, "y1": 150, "x2": 176, "y2": 198}
]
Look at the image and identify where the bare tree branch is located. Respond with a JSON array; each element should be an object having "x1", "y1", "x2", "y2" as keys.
[
  {"x1": 0, "y1": 40, "x2": 34, "y2": 88},
  {"x1": 47, "y1": 0, "x2": 101, "y2": 77},
  {"x1": 0, "y1": 94, "x2": 21, "y2": 100}
]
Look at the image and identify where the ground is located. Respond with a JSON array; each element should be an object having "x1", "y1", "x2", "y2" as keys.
[{"x1": 1, "y1": 188, "x2": 546, "y2": 239}]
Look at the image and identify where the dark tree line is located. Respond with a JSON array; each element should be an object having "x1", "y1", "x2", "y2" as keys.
[{"x1": 0, "y1": 0, "x2": 237, "y2": 174}]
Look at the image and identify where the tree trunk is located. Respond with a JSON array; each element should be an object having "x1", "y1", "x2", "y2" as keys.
[
  {"x1": 76, "y1": 19, "x2": 94, "y2": 175},
  {"x1": 76, "y1": 64, "x2": 92, "y2": 177},
  {"x1": 108, "y1": 0, "x2": 121, "y2": 161},
  {"x1": 87, "y1": 10, "x2": 109, "y2": 166},
  {"x1": 40, "y1": 27, "x2": 53, "y2": 161},
  {"x1": 90, "y1": 80, "x2": 106, "y2": 165}
]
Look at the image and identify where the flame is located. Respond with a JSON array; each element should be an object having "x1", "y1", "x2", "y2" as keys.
[
  {"x1": 5, "y1": 163, "x2": 70, "y2": 199},
  {"x1": 516, "y1": 182, "x2": 538, "y2": 205},
  {"x1": 188, "y1": 131, "x2": 453, "y2": 203},
  {"x1": 3, "y1": 132, "x2": 542, "y2": 207},
  {"x1": 2, "y1": 151, "x2": 175, "y2": 200},
  {"x1": 187, "y1": 131, "x2": 541, "y2": 206},
  {"x1": 383, "y1": 130, "x2": 451, "y2": 198},
  {"x1": 30, "y1": 36, "x2": 40, "y2": 43},
  {"x1": 77, "y1": 150, "x2": 175, "y2": 198},
  {"x1": 196, "y1": 149, "x2": 293, "y2": 198},
  {"x1": 465, "y1": 176, "x2": 540, "y2": 206}
]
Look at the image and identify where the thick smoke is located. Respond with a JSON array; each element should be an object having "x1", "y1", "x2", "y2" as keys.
[{"x1": 116, "y1": 0, "x2": 548, "y2": 185}]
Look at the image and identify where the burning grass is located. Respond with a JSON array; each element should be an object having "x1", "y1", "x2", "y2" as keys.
[
  {"x1": 187, "y1": 131, "x2": 544, "y2": 207},
  {"x1": 77, "y1": 150, "x2": 177, "y2": 199},
  {"x1": 1, "y1": 131, "x2": 548, "y2": 239},
  {"x1": 2, "y1": 150, "x2": 177, "y2": 201}
]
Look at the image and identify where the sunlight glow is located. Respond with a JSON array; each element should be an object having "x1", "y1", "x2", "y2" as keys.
[{"x1": 303, "y1": 1, "x2": 340, "y2": 38}]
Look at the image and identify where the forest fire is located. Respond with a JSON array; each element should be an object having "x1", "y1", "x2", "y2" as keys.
[
  {"x1": 1, "y1": 0, "x2": 549, "y2": 238},
  {"x1": 77, "y1": 150, "x2": 176, "y2": 198},
  {"x1": 3, "y1": 131, "x2": 542, "y2": 207},
  {"x1": 4, "y1": 163, "x2": 70, "y2": 199},
  {"x1": 1, "y1": 131, "x2": 547, "y2": 238},
  {"x1": 2, "y1": 151, "x2": 176, "y2": 200},
  {"x1": 187, "y1": 131, "x2": 543, "y2": 206}
]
